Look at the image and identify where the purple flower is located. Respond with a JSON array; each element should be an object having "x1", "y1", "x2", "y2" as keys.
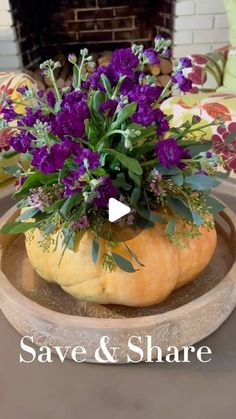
[
  {"x1": 51, "y1": 99, "x2": 89, "y2": 138},
  {"x1": 10, "y1": 131, "x2": 33, "y2": 153},
  {"x1": 172, "y1": 71, "x2": 192, "y2": 93},
  {"x1": 75, "y1": 148, "x2": 100, "y2": 170},
  {"x1": 37, "y1": 90, "x2": 44, "y2": 98},
  {"x1": 46, "y1": 91, "x2": 56, "y2": 107},
  {"x1": 128, "y1": 84, "x2": 162, "y2": 105},
  {"x1": 70, "y1": 215, "x2": 89, "y2": 230},
  {"x1": 153, "y1": 108, "x2": 169, "y2": 136},
  {"x1": 131, "y1": 104, "x2": 155, "y2": 127},
  {"x1": 179, "y1": 57, "x2": 192, "y2": 68},
  {"x1": 155, "y1": 138, "x2": 184, "y2": 168},
  {"x1": 99, "y1": 99, "x2": 118, "y2": 117},
  {"x1": 111, "y1": 48, "x2": 139, "y2": 79},
  {"x1": 31, "y1": 140, "x2": 73, "y2": 174},
  {"x1": 89, "y1": 65, "x2": 115, "y2": 91},
  {"x1": 94, "y1": 176, "x2": 118, "y2": 207},
  {"x1": 2, "y1": 105, "x2": 17, "y2": 122},
  {"x1": 62, "y1": 168, "x2": 85, "y2": 196},
  {"x1": 17, "y1": 107, "x2": 48, "y2": 127},
  {"x1": 143, "y1": 48, "x2": 160, "y2": 64},
  {"x1": 16, "y1": 85, "x2": 28, "y2": 94}
]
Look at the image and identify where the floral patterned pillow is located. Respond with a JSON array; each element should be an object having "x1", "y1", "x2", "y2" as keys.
[
  {"x1": 161, "y1": 91, "x2": 236, "y2": 172},
  {"x1": 0, "y1": 72, "x2": 37, "y2": 183},
  {"x1": 187, "y1": 48, "x2": 228, "y2": 93}
]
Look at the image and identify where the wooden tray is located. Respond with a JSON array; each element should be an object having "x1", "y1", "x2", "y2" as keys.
[
  {"x1": 0, "y1": 178, "x2": 15, "y2": 200},
  {"x1": 0, "y1": 205, "x2": 235, "y2": 363}
]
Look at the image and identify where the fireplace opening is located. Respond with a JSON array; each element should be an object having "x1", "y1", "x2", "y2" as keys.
[{"x1": 10, "y1": 0, "x2": 173, "y2": 69}]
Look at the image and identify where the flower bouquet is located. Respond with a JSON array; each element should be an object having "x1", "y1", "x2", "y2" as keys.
[{"x1": 0, "y1": 38, "x2": 233, "y2": 307}]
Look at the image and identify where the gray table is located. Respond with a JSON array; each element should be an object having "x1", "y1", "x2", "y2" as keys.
[{"x1": 0, "y1": 185, "x2": 236, "y2": 419}]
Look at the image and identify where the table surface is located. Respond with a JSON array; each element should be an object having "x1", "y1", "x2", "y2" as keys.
[{"x1": 0, "y1": 182, "x2": 236, "y2": 419}]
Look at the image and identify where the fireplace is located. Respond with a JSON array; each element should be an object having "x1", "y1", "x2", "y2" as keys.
[
  {"x1": 0, "y1": 0, "x2": 229, "y2": 71},
  {"x1": 9, "y1": 0, "x2": 173, "y2": 70}
]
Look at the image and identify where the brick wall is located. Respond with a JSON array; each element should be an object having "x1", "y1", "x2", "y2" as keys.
[
  {"x1": 0, "y1": 0, "x2": 230, "y2": 70},
  {"x1": 0, "y1": 0, "x2": 21, "y2": 70},
  {"x1": 173, "y1": 0, "x2": 229, "y2": 57}
]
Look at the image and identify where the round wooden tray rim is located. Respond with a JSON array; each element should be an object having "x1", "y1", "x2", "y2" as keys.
[{"x1": 0, "y1": 204, "x2": 235, "y2": 330}]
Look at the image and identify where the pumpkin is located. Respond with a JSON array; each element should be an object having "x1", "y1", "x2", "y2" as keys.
[{"x1": 25, "y1": 219, "x2": 217, "y2": 307}]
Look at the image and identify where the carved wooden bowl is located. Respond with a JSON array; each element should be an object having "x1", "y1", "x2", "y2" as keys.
[{"x1": 0, "y1": 204, "x2": 235, "y2": 363}]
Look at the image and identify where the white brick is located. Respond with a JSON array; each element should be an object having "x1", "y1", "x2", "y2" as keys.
[
  {"x1": 196, "y1": 0, "x2": 226, "y2": 15},
  {"x1": 174, "y1": 15, "x2": 214, "y2": 30},
  {"x1": 173, "y1": 30, "x2": 193, "y2": 45},
  {"x1": 0, "y1": 54, "x2": 21, "y2": 70},
  {"x1": 0, "y1": 26, "x2": 15, "y2": 41},
  {"x1": 215, "y1": 14, "x2": 228, "y2": 28},
  {"x1": 0, "y1": 11, "x2": 12, "y2": 26},
  {"x1": 212, "y1": 42, "x2": 228, "y2": 50},
  {"x1": 175, "y1": 1, "x2": 195, "y2": 16},
  {"x1": 194, "y1": 28, "x2": 228, "y2": 44},
  {"x1": 173, "y1": 43, "x2": 213, "y2": 57},
  {"x1": 0, "y1": 41, "x2": 19, "y2": 54},
  {"x1": 0, "y1": 0, "x2": 10, "y2": 11}
]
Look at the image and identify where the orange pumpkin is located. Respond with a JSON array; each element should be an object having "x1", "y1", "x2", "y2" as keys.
[{"x1": 25, "y1": 219, "x2": 217, "y2": 307}]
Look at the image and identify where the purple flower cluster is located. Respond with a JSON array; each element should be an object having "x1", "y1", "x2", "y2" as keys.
[
  {"x1": 32, "y1": 139, "x2": 81, "y2": 174},
  {"x1": 155, "y1": 138, "x2": 191, "y2": 169},
  {"x1": 99, "y1": 99, "x2": 118, "y2": 117},
  {"x1": 51, "y1": 91, "x2": 89, "y2": 138},
  {"x1": 62, "y1": 148, "x2": 100, "y2": 196},
  {"x1": 93, "y1": 177, "x2": 118, "y2": 207},
  {"x1": 10, "y1": 131, "x2": 34, "y2": 153},
  {"x1": 172, "y1": 71, "x2": 192, "y2": 93},
  {"x1": 143, "y1": 48, "x2": 160, "y2": 64},
  {"x1": 90, "y1": 48, "x2": 139, "y2": 92}
]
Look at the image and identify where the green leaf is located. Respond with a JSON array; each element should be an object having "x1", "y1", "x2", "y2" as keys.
[
  {"x1": 104, "y1": 149, "x2": 143, "y2": 175},
  {"x1": 124, "y1": 243, "x2": 145, "y2": 267},
  {"x1": 130, "y1": 186, "x2": 141, "y2": 206},
  {"x1": 166, "y1": 219, "x2": 176, "y2": 236},
  {"x1": 192, "y1": 211, "x2": 203, "y2": 226},
  {"x1": 0, "y1": 221, "x2": 36, "y2": 234},
  {"x1": 136, "y1": 207, "x2": 167, "y2": 224},
  {"x1": 187, "y1": 142, "x2": 212, "y2": 157},
  {"x1": 16, "y1": 207, "x2": 39, "y2": 221},
  {"x1": 113, "y1": 173, "x2": 132, "y2": 190},
  {"x1": 70, "y1": 203, "x2": 85, "y2": 221},
  {"x1": 1, "y1": 150, "x2": 18, "y2": 159},
  {"x1": 111, "y1": 252, "x2": 137, "y2": 273},
  {"x1": 2, "y1": 165, "x2": 20, "y2": 176},
  {"x1": 205, "y1": 195, "x2": 225, "y2": 214},
  {"x1": 155, "y1": 164, "x2": 181, "y2": 176},
  {"x1": 44, "y1": 222, "x2": 57, "y2": 235},
  {"x1": 91, "y1": 90, "x2": 104, "y2": 121},
  {"x1": 167, "y1": 196, "x2": 194, "y2": 222},
  {"x1": 111, "y1": 102, "x2": 137, "y2": 130},
  {"x1": 92, "y1": 238, "x2": 100, "y2": 264},
  {"x1": 13, "y1": 171, "x2": 58, "y2": 197},
  {"x1": 172, "y1": 174, "x2": 184, "y2": 186},
  {"x1": 100, "y1": 74, "x2": 112, "y2": 96},
  {"x1": 60, "y1": 193, "x2": 82, "y2": 220},
  {"x1": 185, "y1": 174, "x2": 220, "y2": 191}
]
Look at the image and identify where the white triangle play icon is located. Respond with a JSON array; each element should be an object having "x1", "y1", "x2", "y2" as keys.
[{"x1": 108, "y1": 198, "x2": 131, "y2": 222}]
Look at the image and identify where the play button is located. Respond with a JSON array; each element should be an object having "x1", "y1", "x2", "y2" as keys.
[{"x1": 108, "y1": 198, "x2": 131, "y2": 222}]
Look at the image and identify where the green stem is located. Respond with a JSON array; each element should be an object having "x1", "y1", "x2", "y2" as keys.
[
  {"x1": 157, "y1": 79, "x2": 172, "y2": 103},
  {"x1": 49, "y1": 69, "x2": 61, "y2": 102},
  {"x1": 77, "y1": 56, "x2": 85, "y2": 90},
  {"x1": 141, "y1": 158, "x2": 158, "y2": 167}
]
